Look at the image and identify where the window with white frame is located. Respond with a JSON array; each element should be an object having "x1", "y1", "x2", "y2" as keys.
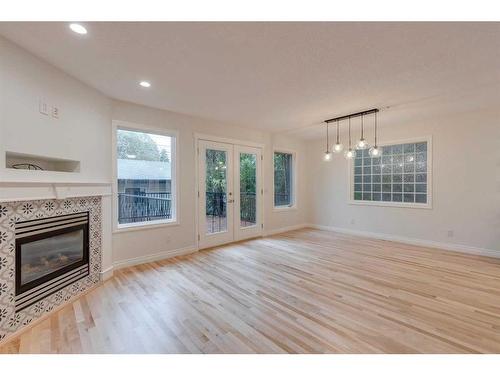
[
  {"x1": 352, "y1": 140, "x2": 429, "y2": 205},
  {"x1": 274, "y1": 151, "x2": 295, "y2": 207},
  {"x1": 116, "y1": 128, "x2": 176, "y2": 226}
]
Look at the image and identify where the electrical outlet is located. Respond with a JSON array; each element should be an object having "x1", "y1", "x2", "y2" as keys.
[
  {"x1": 51, "y1": 106, "x2": 59, "y2": 119},
  {"x1": 447, "y1": 230, "x2": 454, "y2": 238},
  {"x1": 39, "y1": 99, "x2": 49, "y2": 115},
  {"x1": 350, "y1": 218, "x2": 356, "y2": 225}
]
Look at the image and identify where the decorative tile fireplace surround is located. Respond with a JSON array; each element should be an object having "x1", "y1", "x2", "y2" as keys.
[{"x1": 0, "y1": 196, "x2": 102, "y2": 343}]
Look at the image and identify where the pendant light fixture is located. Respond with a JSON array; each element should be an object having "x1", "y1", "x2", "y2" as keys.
[
  {"x1": 369, "y1": 111, "x2": 382, "y2": 157},
  {"x1": 356, "y1": 114, "x2": 370, "y2": 150},
  {"x1": 324, "y1": 108, "x2": 379, "y2": 161},
  {"x1": 332, "y1": 119, "x2": 343, "y2": 153},
  {"x1": 323, "y1": 121, "x2": 332, "y2": 161},
  {"x1": 344, "y1": 117, "x2": 356, "y2": 159}
]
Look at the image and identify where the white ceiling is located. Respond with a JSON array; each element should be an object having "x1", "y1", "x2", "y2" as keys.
[{"x1": 1, "y1": 22, "x2": 499, "y2": 137}]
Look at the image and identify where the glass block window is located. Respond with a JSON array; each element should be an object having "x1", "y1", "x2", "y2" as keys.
[{"x1": 353, "y1": 141, "x2": 428, "y2": 205}]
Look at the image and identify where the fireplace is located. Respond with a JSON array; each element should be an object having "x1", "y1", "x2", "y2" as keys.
[{"x1": 15, "y1": 212, "x2": 90, "y2": 312}]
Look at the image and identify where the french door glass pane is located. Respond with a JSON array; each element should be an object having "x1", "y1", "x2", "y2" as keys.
[
  {"x1": 206, "y1": 149, "x2": 227, "y2": 234},
  {"x1": 240, "y1": 153, "x2": 257, "y2": 227}
]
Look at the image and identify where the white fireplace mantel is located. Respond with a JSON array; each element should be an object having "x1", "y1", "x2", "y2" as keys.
[{"x1": 0, "y1": 181, "x2": 112, "y2": 203}]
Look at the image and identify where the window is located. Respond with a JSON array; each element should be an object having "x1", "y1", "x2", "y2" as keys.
[
  {"x1": 116, "y1": 128, "x2": 176, "y2": 226},
  {"x1": 274, "y1": 151, "x2": 295, "y2": 208},
  {"x1": 352, "y1": 140, "x2": 430, "y2": 207}
]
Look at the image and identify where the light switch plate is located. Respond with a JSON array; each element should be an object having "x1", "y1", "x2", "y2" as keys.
[
  {"x1": 39, "y1": 99, "x2": 49, "y2": 115},
  {"x1": 51, "y1": 106, "x2": 59, "y2": 118}
]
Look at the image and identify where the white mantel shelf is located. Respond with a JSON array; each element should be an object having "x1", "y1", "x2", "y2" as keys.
[{"x1": 0, "y1": 180, "x2": 112, "y2": 202}]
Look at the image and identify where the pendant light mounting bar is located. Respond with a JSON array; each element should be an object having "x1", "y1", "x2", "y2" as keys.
[{"x1": 324, "y1": 108, "x2": 379, "y2": 124}]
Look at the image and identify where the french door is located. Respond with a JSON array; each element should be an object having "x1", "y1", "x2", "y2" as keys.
[{"x1": 198, "y1": 140, "x2": 262, "y2": 249}]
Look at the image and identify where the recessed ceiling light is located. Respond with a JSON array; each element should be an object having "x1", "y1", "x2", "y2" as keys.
[
  {"x1": 69, "y1": 23, "x2": 87, "y2": 35},
  {"x1": 139, "y1": 81, "x2": 151, "y2": 88}
]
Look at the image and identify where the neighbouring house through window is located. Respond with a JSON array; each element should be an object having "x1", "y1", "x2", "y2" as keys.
[
  {"x1": 274, "y1": 151, "x2": 294, "y2": 208},
  {"x1": 116, "y1": 128, "x2": 176, "y2": 226},
  {"x1": 352, "y1": 140, "x2": 429, "y2": 206}
]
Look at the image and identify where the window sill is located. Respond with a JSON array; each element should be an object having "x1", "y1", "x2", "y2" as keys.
[
  {"x1": 113, "y1": 219, "x2": 179, "y2": 234},
  {"x1": 348, "y1": 200, "x2": 432, "y2": 209},
  {"x1": 273, "y1": 205, "x2": 298, "y2": 212}
]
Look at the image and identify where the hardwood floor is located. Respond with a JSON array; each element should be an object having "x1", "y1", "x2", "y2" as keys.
[{"x1": 1, "y1": 228, "x2": 500, "y2": 353}]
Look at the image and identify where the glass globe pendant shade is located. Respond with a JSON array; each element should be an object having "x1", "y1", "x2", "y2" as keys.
[
  {"x1": 344, "y1": 148, "x2": 356, "y2": 159},
  {"x1": 369, "y1": 145, "x2": 381, "y2": 158},
  {"x1": 356, "y1": 138, "x2": 369, "y2": 150},
  {"x1": 333, "y1": 143, "x2": 344, "y2": 153},
  {"x1": 323, "y1": 151, "x2": 332, "y2": 161}
]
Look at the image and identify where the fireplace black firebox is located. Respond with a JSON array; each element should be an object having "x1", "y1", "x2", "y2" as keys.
[{"x1": 15, "y1": 212, "x2": 90, "y2": 312}]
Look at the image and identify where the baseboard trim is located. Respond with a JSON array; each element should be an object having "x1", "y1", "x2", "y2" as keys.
[
  {"x1": 100, "y1": 265, "x2": 114, "y2": 281},
  {"x1": 306, "y1": 224, "x2": 499, "y2": 259},
  {"x1": 111, "y1": 225, "x2": 309, "y2": 270},
  {"x1": 113, "y1": 245, "x2": 198, "y2": 270},
  {"x1": 111, "y1": 224, "x2": 308, "y2": 272},
  {"x1": 265, "y1": 223, "x2": 308, "y2": 236}
]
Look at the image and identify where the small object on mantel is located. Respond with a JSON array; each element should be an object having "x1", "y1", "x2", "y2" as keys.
[
  {"x1": 11, "y1": 163, "x2": 44, "y2": 170},
  {"x1": 5, "y1": 152, "x2": 80, "y2": 173}
]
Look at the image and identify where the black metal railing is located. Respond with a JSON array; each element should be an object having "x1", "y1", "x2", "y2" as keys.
[
  {"x1": 274, "y1": 193, "x2": 291, "y2": 207},
  {"x1": 205, "y1": 191, "x2": 257, "y2": 232},
  {"x1": 205, "y1": 192, "x2": 226, "y2": 216},
  {"x1": 206, "y1": 192, "x2": 226, "y2": 233},
  {"x1": 118, "y1": 191, "x2": 259, "y2": 227},
  {"x1": 240, "y1": 192, "x2": 256, "y2": 225},
  {"x1": 118, "y1": 192, "x2": 171, "y2": 224}
]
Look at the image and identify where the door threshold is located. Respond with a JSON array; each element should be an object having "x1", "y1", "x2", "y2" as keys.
[{"x1": 198, "y1": 234, "x2": 263, "y2": 251}]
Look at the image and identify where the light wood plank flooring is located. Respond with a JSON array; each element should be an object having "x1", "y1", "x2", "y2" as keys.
[{"x1": 1, "y1": 228, "x2": 500, "y2": 353}]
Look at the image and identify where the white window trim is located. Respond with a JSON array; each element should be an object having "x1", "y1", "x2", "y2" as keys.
[
  {"x1": 272, "y1": 148, "x2": 298, "y2": 211},
  {"x1": 348, "y1": 136, "x2": 433, "y2": 209},
  {"x1": 112, "y1": 120, "x2": 180, "y2": 233}
]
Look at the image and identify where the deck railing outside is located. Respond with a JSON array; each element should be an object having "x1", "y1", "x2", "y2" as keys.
[
  {"x1": 274, "y1": 193, "x2": 291, "y2": 207},
  {"x1": 118, "y1": 191, "x2": 262, "y2": 227},
  {"x1": 240, "y1": 192, "x2": 256, "y2": 226},
  {"x1": 205, "y1": 191, "x2": 257, "y2": 233},
  {"x1": 118, "y1": 192, "x2": 172, "y2": 224},
  {"x1": 205, "y1": 191, "x2": 227, "y2": 233}
]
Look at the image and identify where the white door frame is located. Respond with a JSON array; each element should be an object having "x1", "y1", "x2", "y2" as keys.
[{"x1": 194, "y1": 133, "x2": 265, "y2": 250}]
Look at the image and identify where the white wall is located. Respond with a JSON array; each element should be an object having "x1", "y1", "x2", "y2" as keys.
[
  {"x1": 0, "y1": 36, "x2": 112, "y2": 184},
  {"x1": 111, "y1": 100, "x2": 308, "y2": 264},
  {"x1": 267, "y1": 133, "x2": 308, "y2": 232},
  {"x1": 305, "y1": 108, "x2": 500, "y2": 253}
]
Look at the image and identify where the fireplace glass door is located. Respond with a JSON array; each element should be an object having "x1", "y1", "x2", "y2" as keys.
[
  {"x1": 14, "y1": 212, "x2": 90, "y2": 312},
  {"x1": 20, "y1": 228, "x2": 85, "y2": 285}
]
